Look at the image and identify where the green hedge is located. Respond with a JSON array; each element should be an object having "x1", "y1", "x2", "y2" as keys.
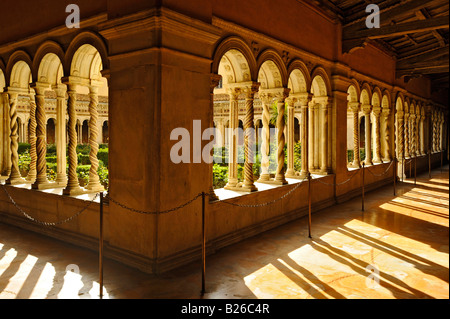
[{"x1": 97, "y1": 148, "x2": 108, "y2": 167}]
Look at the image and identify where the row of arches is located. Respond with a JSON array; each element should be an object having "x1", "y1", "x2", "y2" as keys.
[
  {"x1": 15, "y1": 117, "x2": 109, "y2": 145},
  {"x1": 0, "y1": 32, "x2": 109, "y2": 194},
  {"x1": 210, "y1": 37, "x2": 332, "y2": 194}
]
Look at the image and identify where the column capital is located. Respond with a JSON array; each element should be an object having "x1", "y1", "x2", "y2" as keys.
[
  {"x1": 348, "y1": 101, "x2": 360, "y2": 113},
  {"x1": 259, "y1": 87, "x2": 290, "y2": 105},
  {"x1": 361, "y1": 103, "x2": 372, "y2": 115},
  {"x1": 372, "y1": 105, "x2": 382, "y2": 116},
  {"x1": 381, "y1": 107, "x2": 391, "y2": 117}
]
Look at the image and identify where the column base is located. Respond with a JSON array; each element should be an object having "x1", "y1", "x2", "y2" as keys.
[
  {"x1": 257, "y1": 174, "x2": 271, "y2": 183},
  {"x1": 382, "y1": 157, "x2": 391, "y2": 163},
  {"x1": 348, "y1": 163, "x2": 361, "y2": 169},
  {"x1": 241, "y1": 183, "x2": 258, "y2": 192},
  {"x1": 6, "y1": 177, "x2": 29, "y2": 185},
  {"x1": 85, "y1": 182, "x2": 105, "y2": 193},
  {"x1": 285, "y1": 169, "x2": 296, "y2": 178},
  {"x1": 63, "y1": 185, "x2": 86, "y2": 196},
  {"x1": 32, "y1": 180, "x2": 58, "y2": 190},
  {"x1": 257, "y1": 178, "x2": 288, "y2": 186},
  {"x1": 372, "y1": 159, "x2": 383, "y2": 164}
]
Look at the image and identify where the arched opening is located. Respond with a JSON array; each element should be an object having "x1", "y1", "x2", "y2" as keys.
[
  {"x1": 213, "y1": 48, "x2": 253, "y2": 190},
  {"x1": 347, "y1": 84, "x2": 359, "y2": 168},
  {"x1": 360, "y1": 88, "x2": 372, "y2": 164},
  {"x1": 46, "y1": 118, "x2": 56, "y2": 144},
  {"x1": 286, "y1": 67, "x2": 309, "y2": 178},
  {"x1": 310, "y1": 74, "x2": 330, "y2": 174},
  {"x1": 381, "y1": 94, "x2": 391, "y2": 162},
  {"x1": 102, "y1": 120, "x2": 109, "y2": 144},
  {"x1": 8, "y1": 60, "x2": 32, "y2": 182},
  {"x1": 82, "y1": 120, "x2": 89, "y2": 144},
  {"x1": 68, "y1": 43, "x2": 109, "y2": 193}
]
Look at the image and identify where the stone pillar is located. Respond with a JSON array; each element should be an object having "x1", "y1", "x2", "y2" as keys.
[
  {"x1": 208, "y1": 74, "x2": 220, "y2": 200},
  {"x1": 362, "y1": 104, "x2": 372, "y2": 165},
  {"x1": 299, "y1": 93, "x2": 311, "y2": 177},
  {"x1": 372, "y1": 105, "x2": 382, "y2": 164},
  {"x1": 410, "y1": 113, "x2": 416, "y2": 158},
  {"x1": 397, "y1": 110, "x2": 404, "y2": 161},
  {"x1": 54, "y1": 85, "x2": 68, "y2": 186},
  {"x1": 86, "y1": 85, "x2": 105, "y2": 193},
  {"x1": 224, "y1": 87, "x2": 240, "y2": 189},
  {"x1": 63, "y1": 81, "x2": 84, "y2": 196},
  {"x1": 26, "y1": 90, "x2": 37, "y2": 183},
  {"x1": 274, "y1": 89, "x2": 289, "y2": 184},
  {"x1": 241, "y1": 83, "x2": 259, "y2": 192},
  {"x1": 308, "y1": 101, "x2": 317, "y2": 172},
  {"x1": 31, "y1": 82, "x2": 53, "y2": 189},
  {"x1": 285, "y1": 97, "x2": 296, "y2": 178},
  {"x1": 404, "y1": 111, "x2": 410, "y2": 158},
  {"x1": 381, "y1": 107, "x2": 391, "y2": 162},
  {"x1": 348, "y1": 102, "x2": 361, "y2": 168},
  {"x1": 6, "y1": 90, "x2": 25, "y2": 184},
  {"x1": 420, "y1": 114, "x2": 425, "y2": 155},
  {"x1": 316, "y1": 96, "x2": 330, "y2": 174},
  {"x1": 258, "y1": 91, "x2": 273, "y2": 182}
]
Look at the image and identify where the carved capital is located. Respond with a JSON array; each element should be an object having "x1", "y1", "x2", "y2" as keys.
[{"x1": 361, "y1": 104, "x2": 372, "y2": 115}]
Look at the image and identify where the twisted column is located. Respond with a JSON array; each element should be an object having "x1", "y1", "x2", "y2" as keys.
[
  {"x1": 55, "y1": 86, "x2": 67, "y2": 185},
  {"x1": 308, "y1": 101, "x2": 316, "y2": 172},
  {"x1": 432, "y1": 111, "x2": 437, "y2": 153},
  {"x1": 397, "y1": 111, "x2": 405, "y2": 162},
  {"x1": 411, "y1": 115, "x2": 415, "y2": 157},
  {"x1": 274, "y1": 90, "x2": 289, "y2": 184},
  {"x1": 258, "y1": 92, "x2": 272, "y2": 182},
  {"x1": 6, "y1": 91, "x2": 24, "y2": 184},
  {"x1": 372, "y1": 106, "x2": 382, "y2": 163},
  {"x1": 362, "y1": 104, "x2": 372, "y2": 165},
  {"x1": 382, "y1": 108, "x2": 391, "y2": 162},
  {"x1": 404, "y1": 112, "x2": 410, "y2": 158},
  {"x1": 26, "y1": 92, "x2": 37, "y2": 182},
  {"x1": 32, "y1": 84, "x2": 51, "y2": 189},
  {"x1": 242, "y1": 83, "x2": 259, "y2": 192},
  {"x1": 63, "y1": 83, "x2": 83, "y2": 195},
  {"x1": 86, "y1": 86, "x2": 104, "y2": 192},
  {"x1": 348, "y1": 102, "x2": 361, "y2": 168}
]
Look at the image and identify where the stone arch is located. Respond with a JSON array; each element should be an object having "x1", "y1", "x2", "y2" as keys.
[
  {"x1": 372, "y1": 87, "x2": 382, "y2": 108},
  {"x1": 6, "y1": 51, "x2": 33, "y2": 89},
  {"x1": 212, "y1": 36, "x2": 257, "y2": 81},
  {"x1": 287, "y1": 60, "x2": 311, "y2": 93},
  {"x1": 0, "y1": 59, "x2": 6, "y2": 92},
  {"x1": 347, "y1": 80, "x2": 360, "y2": 103},
  {"x1": 310, "y1": 67, "x2": 331, "y2": 97},
  {"x1": 360, "y1": 83, "x2": 372, "y2": 106},
  {"x1": 32, "y1": 41, "x2": 65, "y2": 83},
  {"x1": 257, "y1": 49, "x2": 288, "y2": 89},
  {"x1": 36, "y1": 52, "x2": 64, "y2": 86},
  {"x1": 216, "y1": 49, "x2": 252, "y2": 86},
  {"x1": 64, "y1": 31, "x2": 109, "y2": 77}
]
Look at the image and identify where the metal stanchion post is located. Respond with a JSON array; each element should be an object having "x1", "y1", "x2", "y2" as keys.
[
  {"x1": 201, "y1": 191, "x2": 206, "y2": 295},
  {"x1": 308, "y1": 172, "x2": 312, "y2": 239},
  {"x1": 393, "y1": 157, "x2": 397, "y2": 196},
  {"x1": 362, "y1": 162, "x2": 365, "y2": 212},
  {"x1": 99, "y1": 192, "x2": 104, "y2": 299}
]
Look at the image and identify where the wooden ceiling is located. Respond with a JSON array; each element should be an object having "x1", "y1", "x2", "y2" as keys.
[{"x1": 310, "y1": 0, "x2": 449, "y2": 92}]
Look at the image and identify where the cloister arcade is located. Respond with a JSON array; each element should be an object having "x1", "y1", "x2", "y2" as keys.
[
  {"x1": 0, "y1": 2, "x2": 448, "y2": 277},
  {"x1": 210, "y1": 39, "x2": 446, "y2": 200},
  {"x1": 0, "y1": 36, "x2": 109, "y2": 195}
]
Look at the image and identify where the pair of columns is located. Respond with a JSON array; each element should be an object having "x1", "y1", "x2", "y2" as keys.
[
  {"x1": 6, "y1": 80, "x2": 104, "y2": 195},
  {"x1": 348, "y1": 102, "x2": 391, "y2": 168}
]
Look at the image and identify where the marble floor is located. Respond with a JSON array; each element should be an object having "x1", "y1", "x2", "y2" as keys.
[{"x1": 0, "y1": 166, "x2": 448, "y2": 299}]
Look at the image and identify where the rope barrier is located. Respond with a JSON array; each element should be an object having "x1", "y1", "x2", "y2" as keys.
[
  {"x1": 221, "y1": 175, "x2": 308, "y2": 208},
  {"x1": 366, "y1": 160, "x2": 394, "y2": 177},
  {"x1": 1, "y1": 183, "x2": 99, "y2": 226},
  {"x1": 106, "y1": 192, "x2": 204, "y2": 215},
  {"x1": 312, "y1": 169, "x2": 360, "y2": 186}
]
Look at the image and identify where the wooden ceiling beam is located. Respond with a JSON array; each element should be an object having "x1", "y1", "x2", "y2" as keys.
[
  {"x1": 343, "y1": 16, "x2": 449, "y2": 40},
  {"x1": 415, "y1": 9, "x2": 447, "y2": 47}
]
